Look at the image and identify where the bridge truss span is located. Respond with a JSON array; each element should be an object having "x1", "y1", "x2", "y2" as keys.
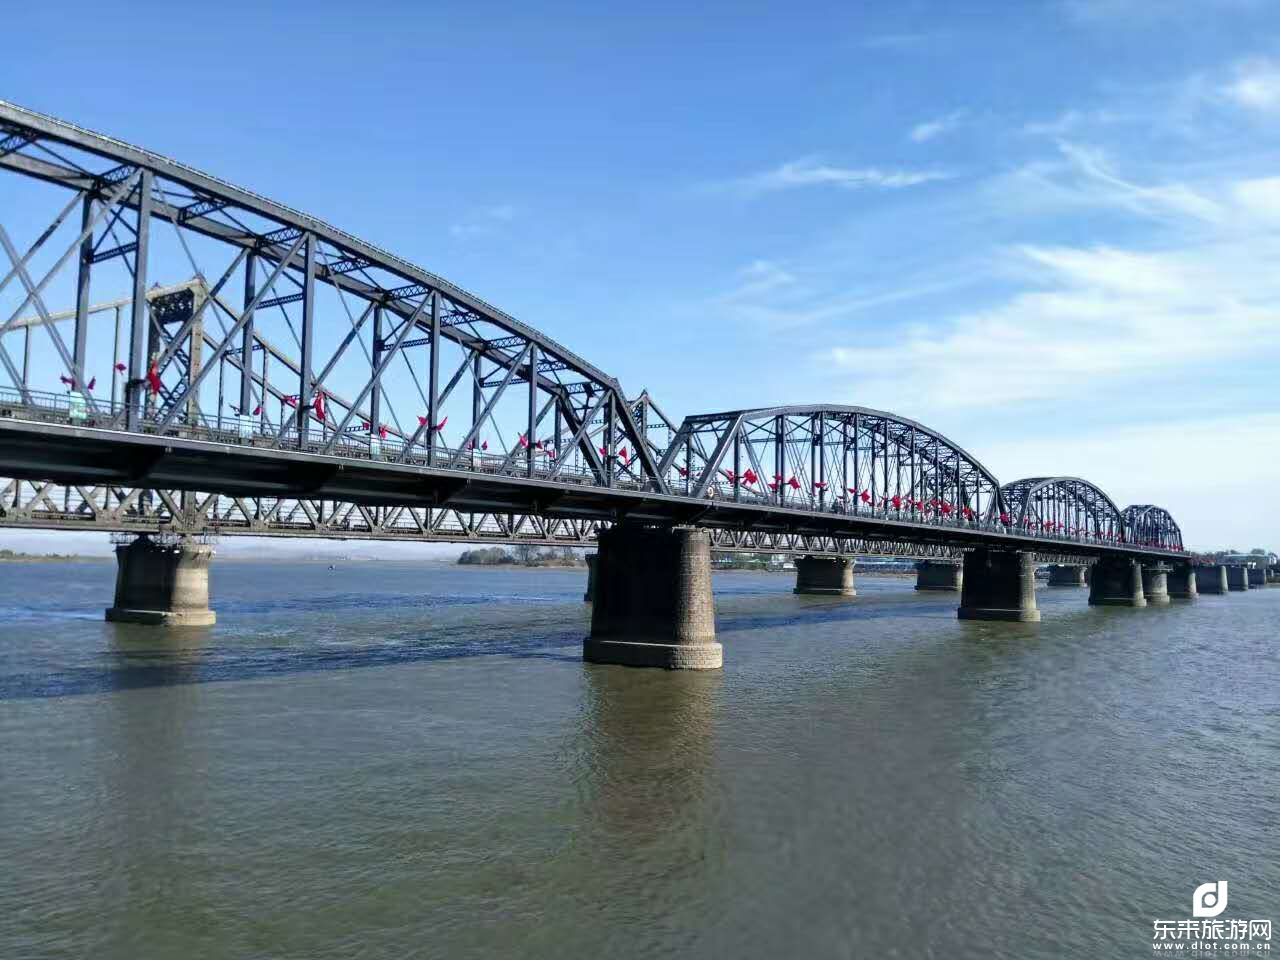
[
  {"x1": 657, "y1": 405, "x2": 1007, "y2": 523},
  {"x1": 998, "y1": 476, "x2": 1127, "y2": 544},
  {"x1": 1121, "y1": 504, "x2": 1184, "y2": 551}
]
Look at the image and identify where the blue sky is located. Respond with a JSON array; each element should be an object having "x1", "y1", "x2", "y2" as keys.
[{"x1": 3, "y1": 0, "x2": 1279, "y2": 552}]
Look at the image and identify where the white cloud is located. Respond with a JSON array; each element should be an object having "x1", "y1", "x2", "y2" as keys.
[
  {"x1": 909, "y1": 109, "x2": 967, "y2": 143},
  {"x1": 1233, "y1": 177, "x2": 1280, "y2": 220},
  {"x1": 1063, "y1": 0, "x2": 1263, "y2": 22},
  {"x1": 450, "y1": 204, "x2": 518, "y2": 237},
  {"x1": 732, "y1": 157, "x2": 951, "y2": 195},
  {"x1": 1221, "y1": 58, "x2": 1280, "y2": 112}
]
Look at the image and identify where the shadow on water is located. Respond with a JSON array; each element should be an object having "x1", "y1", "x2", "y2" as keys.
[{"x1": 1, "y1": 621, "x2": 587, "y2": 701}]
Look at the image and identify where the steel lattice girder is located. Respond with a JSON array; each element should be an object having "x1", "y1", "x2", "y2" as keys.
[
  {"x1": 1121, "y1": 504, "x2": 1184, "y2": 551},
  {"x1": 0, "y1": 102, "x2": 1192, "y2": 563}
]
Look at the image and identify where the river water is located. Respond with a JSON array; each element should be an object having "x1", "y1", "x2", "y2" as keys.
[{"x1": 0, "y1": 559, "x2": 1276, "y2": 959}]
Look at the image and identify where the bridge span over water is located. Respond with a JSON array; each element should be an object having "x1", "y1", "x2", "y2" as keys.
[{"x1": 0, "y1": 101, "x2": 1254, "y2": 669}]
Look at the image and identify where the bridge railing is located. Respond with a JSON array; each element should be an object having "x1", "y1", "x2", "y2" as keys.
[{"x1": 0, "y1": 386, "x2": 1184, "y2": 555}]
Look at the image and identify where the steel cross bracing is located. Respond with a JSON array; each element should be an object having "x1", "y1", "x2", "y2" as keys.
[
  {"x1": 0, "y1": 102, "x2": 1189, "y2": 563},
  {"x1": 1, "y1": 476, "x2": 1111, "y2": 562}
]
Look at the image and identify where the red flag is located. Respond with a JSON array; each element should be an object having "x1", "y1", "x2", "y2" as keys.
[
  {"x1": 743, "y1": 469, "x2": 758, "y2": 485},
  {"x1": 962, "y1": 506, "x2": 974, "y2": 519},
  {"x1": 86, "y1": 377, "x2": 96, "y2": 392},
  {"x1": 861, "y1": 491, "x2": 872, "y2": 504},
  {"x1": 813, "y1": 481, "x2": 828, "y2": 490},
  {"x1": 481, "y1": 440, "x2": 488, "y2": 451},
  {"x1": 252, "y1": 404, "x2": 263, "y2": 416},
  {"x1": 433, "y1": 415, "x2": 448, "y2": 432},
  {"x1": 769, "y1": 481, "x2": 779, "y2": 491},
  {"x1": 546, "y1": 448, "x2": 556, "y2": 459},
  {"x1": 787, "y1": 476, "x2": 801, "y2": 490},
  {"x1": 417, "y1": 415, "x2": 428, "y2": 427},
  {"x1": 146, "y1": 363, "x2": 162, "y2": 395},
  {"x1": 379, "y1": 424, "x2": 389, "y2": 439},
  {"x1": 519, "y1": 433, "x2": 529, "y2": 448},
  {"x1": 59, "y1": 374, "x2": 75, "y2": 388},
  {"x1": 113, "y1": 361, "x2": 126, "y2": 373},
  {"x1": 677, "y1": 466, "x2": 689, "y2": 477},
  {"x1": 720, "y1": 469, "x2": 737, "y2": 483},
  {"x1": 598, "y1": 445, "x2": 607, "y2": 457},
  {"x1": 284, "y1": 394, "x2": 299, "y2": 408},
  {"x1": 999, "y1": 512, "x2": 1010, "y2": 525},
  {"x1": 619, "y1": 447, "x2": 629, "y2": 464},
  {"x1": 891, "y1": 494, "x2": 902, "y2": 510},
  {"x1": 313, "y1": 392, "x2": 326, "y2": 421},
  {"x1": 940, "y1": 502, "x2": 953, "y2": 515},
  {"x1": 361, "y1": 420, "x2": 371, "y2": 432}
]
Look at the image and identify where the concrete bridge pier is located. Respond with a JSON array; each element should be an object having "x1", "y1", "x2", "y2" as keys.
[
  {"x1": 1194, "y1": 565, "x2": 1229, "y2": 595},
  {"x1": 1140, "y1": 564, "x2": 1171, "y2": 604},
  {"x1": 583, "y1": 553, "x2": 597, "y2": 602},
  {"x1": 915, "y1": 560, "x2": 962, "y2": 592},
  {"x1": 794, "y1": 555, "x2": 856, "y2": 596},
  {"x1": 1246, "y1": 566, "x2": 1266, "y2": 588},
  {"x1": 105, "y1": 535, "x2": 216, "y2": 626},
  {"x1": 956, "y1": 549, "x2": 1040, "y2": 622},
  {"x1": 1047, "y1": 564, "x2": 1087, "y2": 587},
  {"x1": 584, "y1": 525, "x2": 722, "y2": 670},
  {"x1": 1088, "y1": 557, "x2": 1146, "y2": 607},
  {"x1": 1166, "y1": 562, "x2": 1198, "y2": 600},
  {"x1": 1226, "y1": 566, "x2": 1251, "y2": 592}
]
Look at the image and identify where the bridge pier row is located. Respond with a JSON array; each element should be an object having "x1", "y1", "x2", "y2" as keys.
[
  {"x1": 794, "y1": 556, "x2": 856, "y2": 596},
  {"x1": 1088, "y1": 557, "x2": 1146, "y2": 607},
  {"x1": 1194, "y1": 565, "x2": 1229, "y2": 595},
  {"x1": 956, "y1": 549, "x2": 1040, "y2": 622},
  {"x1": 105, "y1": 536, "x2": 216, "y2": 626},
  {"x1": 584, "y1": 526, "x2": 722, "y2": 670},
  {"x1": 1227, "y1": 566, "x2": 1251, "y2": 592},
  {"x1": 1247, "y1": 566, "x2": 1266, "y2": 588},
  {"x1": 915, "y1": 560, "x2": 962, "y2": 592},
  {"x1": 1166, "y1": 563, "x2": 1198, "y2": 600},
  {"x1": 583, "y1": 553, "x2": 597, "y2": 603},
  {"x1": 1140, "y1": 564, "x2": 1171, "y2": 604},
  {"x1": 1047, "y1": 564, "x2": 1087, "y2": 587}
]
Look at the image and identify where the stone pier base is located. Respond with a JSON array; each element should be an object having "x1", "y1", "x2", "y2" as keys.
[
  {"x1": 794, "y1": 555, "x2": 856, "y2": 596},
  {"x1": 1167, "y1": 563, "x2": 1198, "y2": 600},
  {"x1": 583, "y1": 553, "x2": 597, "y2": 602},
  {"x1": 915, "y1": 560, "x2": 962, "y2": 592},
  {"x1": 1194, "y1": 565, "x2": 1229, "y2": 595},
  {"x1": 105, "y1": 536, "x2": 216, "y2": 626},
  {"x1": 1227, "y1": 566, "x2": 1250, "y2": 592},
  {"x1": 1088, "y1": 557, "x2": 1146, "y2": 607},
  {"x1": 1246, "y1": 566, "x2": 1266, "y2": 588},
  {"x1": 1141, "y1": 564, "x2": 1171, "y2": 604},
  {"x1": 584, "y1": 526, "x2": 722, "y2": 670},
  {"x1": 1047, "y1": 564, "x2": 1087, "y2": 587},
  {"x1": 956, "y1": 549, "x2": 1040, "y2": 622}
]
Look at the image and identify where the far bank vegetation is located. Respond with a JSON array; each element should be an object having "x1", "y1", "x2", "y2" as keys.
[{"x1": 457, "y1": 545, "x2": 586, "y2": 568}]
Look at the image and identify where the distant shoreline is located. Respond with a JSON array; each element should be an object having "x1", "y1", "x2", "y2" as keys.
[{"x1": 0, "y1": 551, "x2": 108, "y2": 563}]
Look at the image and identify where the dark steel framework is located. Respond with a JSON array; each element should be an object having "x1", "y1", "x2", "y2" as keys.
[
  {"x1": 0, "y1": 101, "x2": 1189, "y2": 562},
  {"x1": 1120, "y1": 504, "x2": 1184, "y2": 552}
]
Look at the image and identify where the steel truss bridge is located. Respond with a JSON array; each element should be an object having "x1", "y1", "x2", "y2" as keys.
[{"x1": 0, "y1": 101, "x2": 1187, "y2": 565}]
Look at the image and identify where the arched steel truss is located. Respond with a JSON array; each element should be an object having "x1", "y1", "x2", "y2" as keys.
[
  {"x1": 0, "y1": 101, "x2": 1191, "y2": 558},
  {"x1": 1121, "y1": 504, "x2": 1184, "y2": 551},
  {"x1": 656, "y1": 405, "x2": 1006, "y2": 523},
  {"x1": 0, "y1": 101, "x2": 667, "y2": 495},
  {"x1": 998, "y1": 477, "x2": 1126, "y2": 543}
]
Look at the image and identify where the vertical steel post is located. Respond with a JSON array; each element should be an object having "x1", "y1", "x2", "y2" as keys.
[
  {"x1": 605, "y1": 393, "x2": 615, "y2": 488},
  {"x1": 297, "y1": 234, "x2": 315, "y2": 447},
  {"x1": 111, "y1": 305, "x2": 121, "y2": 409},
  {"x1": 776, "y1": 415, "x2": 785, "y2": 505},
  {"x1": 72, "y1": 194, "x2": 93, "y2": 387},
  {"x1": 733, "y1": 424, "x2": 741, "y2": 503},
  {"x1": 369, "y1": 304, "x2": 383, "y2": 435},
  {"x1": 239, "y1": 251, "x2": 256, "y2": 416},
  {"x1": 125, "y1": 171, "x2": 153, "y2": 432},
  {"x1": 526, "y1": 343, "x2": 537, "y2": 478},
  {"x1": 427, "y1": 292, "x2": 441, "y2": 465}
]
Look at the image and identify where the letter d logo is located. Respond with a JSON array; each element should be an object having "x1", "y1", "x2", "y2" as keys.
[{"x1": 1193, "y1": 881, "x2": 1228, "y2": 918}]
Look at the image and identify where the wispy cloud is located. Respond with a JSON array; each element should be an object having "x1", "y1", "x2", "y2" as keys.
[
  {"x1": 1221, "y1": 57, "x2": 1280, "y2": 112},
  {"x1": 450, "y1": 204, "x2": 517, "y2": 238},
  {"x1": 1062, "y1": 0, "x2": 1263, "y2": 22},
  {"x1": 730, "y1": 156, "x2": 951, "y2": 195},
  {"x1": 909, "y1": 109, "x2": 967, "y2": 143}
]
